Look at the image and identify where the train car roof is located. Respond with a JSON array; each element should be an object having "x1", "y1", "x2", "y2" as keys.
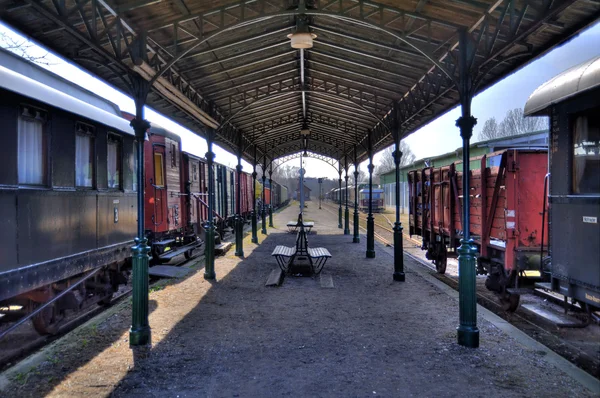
[
  {"x1": 0, "y1": 55, "x2": 133, "y2": 135},
  {"x1": 359, "y1": 188, "x2": 384, "y2": 193},
  {"x1": 525, "y1": 56, "x2": 600, "y2": 116},
  {"x1": 0, "y1": 48, "x2": 124, "y2": 116}
]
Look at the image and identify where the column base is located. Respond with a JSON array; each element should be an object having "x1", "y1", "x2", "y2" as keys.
[
  {"x1": 457, "y1": 326, "x2": 480, "y2": 348},
  {"x1": 129, "y1": 327, "x2": 151, "y2": 346},
  {"x1": 204, "y1": 270, "x2": 216, "y2": 280},
  {"x1": 251, "y1": 237, "x2": 259, "y2": 244},
  {"x1": 366, "y1": 250, "x2": 376, "y2": 258},
  {"x1": 393, "y1": 272, "x2": 405, "y2": 282},
  {"x1": 353, "y1": 237, "x2": 360, "y2": 243}
]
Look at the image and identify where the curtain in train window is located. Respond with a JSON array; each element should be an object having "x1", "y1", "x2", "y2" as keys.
[
  {"x1": 18, "y1": 108, "x2": 46, "y2": 185},
  {"x1": 132, "y1": 141, "x2": 138, "y2": 191},
  {"x1": 573, "y1": 112, "x2": 600, "y2": 194},
  {"x1": 154, "y1": 153, "x2": 164, "y2": 187},
  {"x1": 107, "y1": 137, "x2": 121, "y2": 189},
  {"x1": 75, "y1": 133, "x2": 94, "y2": 187}
]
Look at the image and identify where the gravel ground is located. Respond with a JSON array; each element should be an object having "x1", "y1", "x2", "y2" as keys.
[{"x1": 1, "y1": 202, "x2": 596, "y2": 397}]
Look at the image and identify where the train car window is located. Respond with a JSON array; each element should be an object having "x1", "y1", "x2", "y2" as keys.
[
  {"x1": 572, "y1": 111, "x2": 600, "y2": 194},
  {"x1": 132, "y1": 141, "x2": 138, "y2": 191},
  {"x1": 154, "y1": 153, "x2": 164, "y2": 187},
  {"x1": 107, "y1": 135, "x2": 122, "y2": 189},
  {"x1": 75, "y1": 122, "x2": 95, "y2": 187},
  {"x1": 18, "y1": 105, "x2": 47, "y2": 185},
  {"x1": 192, "y1": 163, "x2": 198, "y2": 181}
]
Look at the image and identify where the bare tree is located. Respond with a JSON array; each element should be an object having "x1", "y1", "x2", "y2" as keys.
[
  {"x1": 477, "y1": 107, "x2": 547, "y2": 141},
  {"x1": 376, "y1": 140, "x2": 416, "y2": 177},
  {"x1": 479, "y1": 117, "x2": 500, "y2": 141},
  {"x1": 0, "y1": 31, "x2": 52, "y2": 65}
]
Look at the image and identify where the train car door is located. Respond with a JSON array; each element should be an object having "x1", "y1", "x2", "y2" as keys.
[{"x1": 150, "y1": 143, "x2": 167, "y2": 233}]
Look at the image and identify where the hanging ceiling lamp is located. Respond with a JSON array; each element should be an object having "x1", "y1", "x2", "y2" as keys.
[{"x1": 288, "y1": 16, "x2": 317, "y2": 49}]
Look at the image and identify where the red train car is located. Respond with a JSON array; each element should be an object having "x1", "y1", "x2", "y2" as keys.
[
  {"x1": 239, "y1": 172, "x2": 253, "y2": 217},
  {"x1": 264, "y1": 187, "x2": 272, "y2": 205},
  {"x1": 408, "y1": 149, "x2": 548, "y2": 311},
  {"x1": 144, "y1": 127, "x2": 201, "y2": 260}
]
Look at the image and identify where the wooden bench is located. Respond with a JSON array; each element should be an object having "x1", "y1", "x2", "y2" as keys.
[
  {"x1": 271, "y1": 244, "x2": 331, "y2": 275},
  {"x1": 286, "y1": 221, "x2": 314, "y2": 233}
]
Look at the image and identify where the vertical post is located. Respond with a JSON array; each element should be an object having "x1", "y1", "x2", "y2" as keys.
[
  {"x1": 353, "y1": 145, "x2": 360, "y2": 243},
  {"x1": 235, "y1": 150, "x2": 244, "y2": 257},
  {"x1": 344, "y1": 155, "x2": 350, "y2": 235},
  {"x1": 129, "y1": 79, "x2": 151, "y2": 347},
  {"x1": 268, "y1": 164, "x2": 274, "y2": 228},
  {"x1": 338, "y1": 165, "x2": 343, "y2": 229},
  {"x1": 319, "y1": 178, "x2": 322, "y2": 209},
  {"x1": 261, "y1": 155, "x2": 267, "y2": 235},
  {"x1": 366, "y1": 130, "x2": 375, "y2": 258},
  {"x1": 393, "y1": 134, "x2": 405, "y2": 281},
  {"x1": 251, "y1": 146, "x2": 258, "y2": 243},
  {"x1": 456, "y1": 29, "x2": 479, "y2": 348},
  {"x1": 300, "y1": 153, "x2": 304, "y2": 213},
  {"x1": 204, "y1": 129, "x2": 216, "y2": 280}
]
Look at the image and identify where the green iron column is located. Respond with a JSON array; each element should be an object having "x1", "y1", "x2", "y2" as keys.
[
  {"x1": 344, "y1": 163, "x2": 350, "y2": 235},
  {"x1": 366, "y1": 130, "x2": 376, "y2": 258},
  {"x1": 392, "y1": 141, "x2": 405, "y2": 282},
  {"x1": 251, "y1": 146, "x2": 258, "y2": 244},
  {"x1": 129, "y1": 85, "x2": 151, "y2": 346},
  {"x1": 234, "y1": 158, "x2": 244, "y2": 257},
  {"x1": 456, "y1": 29, "x2": 479, "y2": 348},
  {"x1": 204, "y1": 131, "x2": 216, "y2": 280},
  {"x1": 353, "y1": 146, "x2": 360, "y2": 243},
  {"x1": 338, "y1": 167, "x2": 343, "y2": 229},
  {"x1": 268, "y1": 166, "x2": 274, "y2": 228},
  {"x1": 261, "y1": 164, "x2": 267, "y2": 235}
]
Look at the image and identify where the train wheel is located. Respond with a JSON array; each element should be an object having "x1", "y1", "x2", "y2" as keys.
[
  {"x1": 500, "y1": 293, "x2": 520, "y2": 312},
  {"x1": 31, "y1": 302, "x2": 59, "y2": 335},
  {"x1": 433, "y1": 243, "x2": 447, "y2": 274}
]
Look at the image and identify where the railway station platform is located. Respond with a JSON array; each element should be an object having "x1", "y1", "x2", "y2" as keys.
[{"x1": 1, "y1": 203, "x2": 598, "y2": 397}]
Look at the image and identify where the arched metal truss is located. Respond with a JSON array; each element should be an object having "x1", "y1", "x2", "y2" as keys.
[
  {"x1": 7, "y1": 0, "x2": 598, "y2": 164},
  {"x1": 271, "y1": 151, "x2": 340, "y2": 174}
]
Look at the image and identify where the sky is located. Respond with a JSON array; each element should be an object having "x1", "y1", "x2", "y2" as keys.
[{"x1": 1, "y1": 19, "x2": 599, "y2": 179}]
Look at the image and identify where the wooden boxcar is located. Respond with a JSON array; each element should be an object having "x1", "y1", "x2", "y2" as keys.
[{"x1": 408, "y1": 149, "x2": 548, "y2": 311}]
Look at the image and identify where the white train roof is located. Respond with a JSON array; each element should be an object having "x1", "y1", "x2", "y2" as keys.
[
  {"x1": 0, "y1": 53, "x2": 133, "y2": 135},
  {"x1": 525, "y1": 56, "x2": 600, "y2": 116}
]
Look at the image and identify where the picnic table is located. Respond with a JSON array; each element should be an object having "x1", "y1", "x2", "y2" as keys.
[{"x1": 272, "y1": 214, "x2": 331, "y2": 275}]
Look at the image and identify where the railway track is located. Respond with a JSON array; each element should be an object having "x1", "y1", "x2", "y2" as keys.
[
  {"x1": 0, "y1": 250, "x2": 205, "y2": 372},
  {"x1": 320, "y1": 201, "x2": 599, "y2": 378}
]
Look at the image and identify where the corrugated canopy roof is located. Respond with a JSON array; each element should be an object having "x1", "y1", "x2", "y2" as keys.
[{"x1": 1, "y1": 0, "x2": 598, "y2": 165}]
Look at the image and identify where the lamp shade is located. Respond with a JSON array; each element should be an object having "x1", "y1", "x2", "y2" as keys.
[{"x1": 287, "y1": 32, "x2": 317, "y2": 49}]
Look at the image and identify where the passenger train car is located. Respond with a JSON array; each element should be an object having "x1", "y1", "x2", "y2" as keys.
[
  {"x1": 524, "y1": 56, "x2": 600, "y2": 314},
  {"x1": 0, "y1": 49, "x2": 289, "y2": 334},
  {"x1": 328, "y1": 183, "x2": 384, "y2": 212},
  {"x1": 0, "y1": 49, "x2": 136, "y2": 334}
]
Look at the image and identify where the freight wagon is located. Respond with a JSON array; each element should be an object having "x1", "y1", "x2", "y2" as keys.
[{"x1": 409, "y1": 149, "x2": 548, "y2": 311}]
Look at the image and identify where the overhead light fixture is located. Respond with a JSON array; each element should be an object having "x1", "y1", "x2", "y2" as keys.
[
  {"x1": 287, "y1": 16, "x2": 317, "y2": 49},
  {"x1": 300, "y1": 122, "x2": 310, "y2": 136}
]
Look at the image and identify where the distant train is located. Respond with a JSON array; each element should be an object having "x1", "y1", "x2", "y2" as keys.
[
  {"x1": 0, "y1": 49, "x2": 288, "y2": 334},
  {"x1": 328, "y1": 183, "x2": 385, "y2": 213}
]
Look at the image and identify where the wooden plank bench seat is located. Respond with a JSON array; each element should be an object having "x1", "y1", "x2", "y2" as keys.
[
  {"x1": 307, "y1": 247, "x2": 331, "y2": 274},
  {"x1": 271, "y1": 245, "x2": 296, "y2": 271}
]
